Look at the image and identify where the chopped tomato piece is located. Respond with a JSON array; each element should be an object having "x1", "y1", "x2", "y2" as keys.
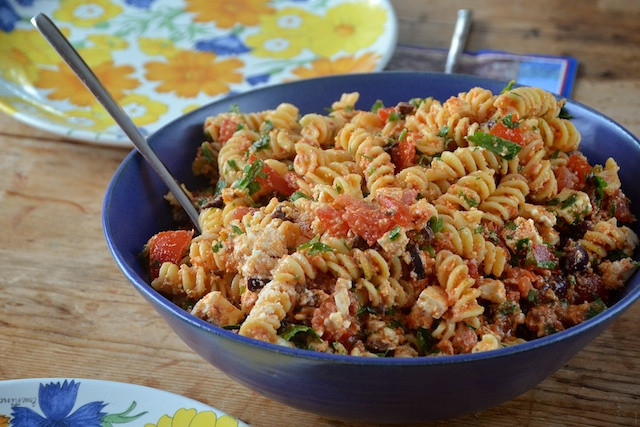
[
  {"x1": 218, "y1": 118, "x2": 238, "y2": 144},
  {"x1": 377, "y1": 107, "x2": 396, "y2": 123},
  {"x1": 554, "y1": 165, "x2": 579, "y2": 192},
  {"x1": 317, "y1": 205, "x2": 350, "y2": 236},
  {"x1": 328, "y1": 194, "x2": 416, "y2": 245},
  {"x1": 148, "y1": 230, "x2": 193, "y2": 278},
  {"x1": 566, "y1": 153, "x2": 592, "y2": 189},
  {"x1": 490, "y1": 119, "x2": 525, "y2": 145},
  {"x1": 232, "y1": 206, "x2": 257, "y2": 220},
  {"x1": 248, "y1": 154, "x2": 297, "y2": 197},
  {"x1": 391, "y1": 132, "x2": 416, "y2": 171},
  {"x1": 531, "y1": 243, "x2": 556, "y2": 266}
]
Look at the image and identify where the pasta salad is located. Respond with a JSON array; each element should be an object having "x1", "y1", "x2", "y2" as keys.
[{"x1": 143, "y1": 84, "x2": 638, "y2": 357}]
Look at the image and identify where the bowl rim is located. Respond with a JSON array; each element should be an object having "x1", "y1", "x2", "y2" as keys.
[{"x1": 103, "y1": 70, "x2": 640, "y2": 366}]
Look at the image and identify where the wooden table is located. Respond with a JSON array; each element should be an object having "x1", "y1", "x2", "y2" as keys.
[{"x1": 2, "y1": 1, "x2": 639, "y2": 425}]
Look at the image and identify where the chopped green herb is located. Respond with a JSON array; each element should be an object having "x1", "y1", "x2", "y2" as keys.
[
  {"x1": 227, "y1": 159, "x2": 239, "y2": 171},
  {"x1": 474, "y1": 226, "x2": 485, "y2": 234},
  {"x1": 370, "y1": 100, "x2": 384, "y2": 113},
  {"x1": 546, "y1": 198, "x2": 560, "y2": 206},
  {"x1": 586, "y1": 297, "x2": 606, "y2": 319},
  {"x1": 214, "y1": 179, "x2": 226, "y2": 196},
  {"x1": 410, "y1": 97, "x2": 424, "y2": 108},
  {"x1": 228, "y1": 103, "x2": 240, "y2": 114},
  {"x1": 388, "y1": 111, "x2": 402, "y2": 121},
  {"x1": 544, "y1": 324, "x2": 558, "y2": 335},
  {"x1": 561, "y1": 193, "x2": 578, "y2": 209},
  {"x1": 536, "y1": 260, "x2": 558, "y2": 269},
  {"x1": 502, "y1": 113, "x2": 520, "y2": 129},
  {"x1": 460, "y1": 191, "x2": 479, "y2": 208},
  {"x1": 290, "y1": 191, "x2": 312, "y2": 202},
  {"x1": 428, "y1": 216, "x2": 444, "y2": 233},
  {"x1": 609, "y1": 201, "x2": 616, "y2": 217},
  {"x1": 222, "y1": 324, "x2": 241, "y2": 330},
  {"x1": 607, "y1": 249, "x2": 627, "y2": 261},
  {"x1": 202, "y1": 142, "x2": 215, "y2": 163},
  {"x1": 527, "y1": 289, "x2": 539, "y2": 305},
  {"x1": 515, "y1": 237, "x2": 531, "y2": 251},
  {"x1": 203, "y1": 131, "x2": 213, "y2": 142},
  {"x1": 558, "y1": 106, "x2": 573, "y2": 119},
  {"x1": 251, "y1": 134, "x2": 270, "y2": 152},
  {"x1": 211, "y1": 241, "x2": 223, "y2": 253},
  {"x1": 437, "y1": 126, "x2": 450, "y2": 138},
  {"x1": 357, "y1": 306, "x2": 378, "y2": 316},
  {"x1": 389, "y1": 226, "x2": 402, "y2": 241},
  {"x1": 416, "y1": 327, "x2": 438, "y2": 355},
  {"x1": 417, "y1": 154, "x2": 431, "y2": 167},
  {"x1": 422, "y1": 244, "x2": 435, "y2": 257},
  {"x1": 487, "y1": 230, "x2": 499, "y2": 243},
  {"x1": 398, "y1": 128, "x2": 408, "y2": 141},
  {"x1": 498, "y1": 301, "x2": 519, "y2": 316},
  {"x1": 233, "y1": 159, "x2": 265, "y2": 194},
  {"x1": 231, "y1": 225, "x2": 244, "y2": 235},
  {"x1": 280, "y1": 324, "x2": 320, "y2": 342},
  {"x1": 549, "y1": 150, "x2": 560, "y2": 159},
  {"x1": 298, "y1": 235, "x2": 334, "y2": 256},
  {"x1": 467, "y1": 131, "x2": 522, "y2": 161},
  {"x1": 358, "y1": 152, "x2": 375, "y2": 161},
  {"x1": 500, "y1": 80, "x2": 515, "y2": 94},
  {"x1": 236, "y1": 123, "x2": 245, "y2": 131},
  {"x1": 592, "y1": 175, "x2": 608, "y2": 209}
]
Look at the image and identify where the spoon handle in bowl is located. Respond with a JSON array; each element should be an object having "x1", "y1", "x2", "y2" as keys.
[{"x1": 31, "y1": 13, "x2": 202, "y2": 234}]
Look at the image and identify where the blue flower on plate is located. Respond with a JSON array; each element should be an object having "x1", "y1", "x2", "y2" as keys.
[
  {"x1": 0, "y1": 0, "x2": 20, "y2": 32},
  {"x1": 195, "y1": 34, "x2": 251, "y2": 56},
  {"x1": 11, "y1": 380, "x2": 107, "y2": 427},
  {"x1": 124, "y1": 0, "x2": 157, "y2": 8},
  {"x1": 246, "y1": 73, "x2": 271, "y2": 86}
]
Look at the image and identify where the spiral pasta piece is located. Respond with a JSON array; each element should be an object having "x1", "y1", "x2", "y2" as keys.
[
  {"x1": 479, "y1": 173, "x2": 530, "y2": 226},
  {"x1": 494, "y1": 86, "x2": 564, "y2": 119}
]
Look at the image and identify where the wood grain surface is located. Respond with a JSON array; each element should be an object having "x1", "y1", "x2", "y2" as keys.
[{"x1": 1, "y1": 1, "x2": 639, "y2": 426}]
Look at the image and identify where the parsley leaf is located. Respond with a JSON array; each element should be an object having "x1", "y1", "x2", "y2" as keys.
[
  {"x1": 202, "y1": 142, "x2": 215, "y2": 163},
  {"x1": 467, "y1": 131, "x2": 522, "y2": 161},
  {"x1": 228, "y1": 103, "x2": 240, "y2": 114},
  {"x1": 502, "y1": 113, "x2": 520, "y2": 129},
  {"x1": 389, "y1": 226, "x2": 402, "y2": 241},
  {"x1": 232, "y1": 159, "x2": 265, "y2": 195},
  {"x1": 561, "y1": 193, "x2": 578, "y2": 209},
  {"x1": 586, "y1": 297, "x2": 607, "y2": 319},
  {"x1": 214, "y1": 179, "x2": 226, "y2": 196},
  {"x1": 428, "y1": 216, "x2": 444, "y2": 233},
  {"x1": 290, "y1": 191, "x2": 312, "y2": 202},
  {"x1": 370, "y1": 100, "x2": 384, "y2": 113},
  {"x1": 298, "y1": 235, "x2": 334, "y2": 256},
  {"x1": 558, "y1": 106, "x2": 573, "y2": 119},
  {"x1": 500, "y1": 80, "x2": 515, "y2": 94}
]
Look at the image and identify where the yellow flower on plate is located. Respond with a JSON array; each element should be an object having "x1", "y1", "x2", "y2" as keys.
[
  {"x1": 0, "y1": 28, "x2": 66, "y2": 84},
  {"x1": 185, "y1": 0, "x2": 274, "y2": 29},
  {"x1": 144, "y1": 50, "x2": 243, "y2": 98},
  {"x1": 87, "y1": 34, "x2": 129, "y2": 51},
  {"x1": 65, "y1": 106, "x2": 116, "y2": 132},
  {"x1": 245, "y1": 32, "x2": 304, "y2": 59},
  {"x1": 0, "y1": 95, "x2": 74, "y2": 126},
  {"x1": 36, "y1": 61, "x2": 139, "y2": 107},
  {"x1": 289, "y1": 53, "x2": 382, "y2": 79},
  {"x1": 53, "y1": 0, "x2": 124, "y2": 28},
  {"x1": 138, "y1": 38, "x2": 181, "y2": 58},
  {"x1": 119, "y1": 94, "x2": 168, "y2": 126},
  {"x1": 144, "y1": 408, "x2": 239, "y2": 427},
  {"x1": 258, "y1": 7, "x2": 322, "y2": 36},
  {"x1": 308, "y1": 2, "x2": 387, "y2": 57},
  {"x1": 246, "y1": 7, "x2": 322, "y2": 58},
  {"x1": 0, "y1": 414, "x2": 10, "y2": 427}
]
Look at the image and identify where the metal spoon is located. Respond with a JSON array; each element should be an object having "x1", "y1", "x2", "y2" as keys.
[
  {"x1": 31, "y1": 13, "x2": 202, "y2": 234},
  {"x1": 444, "y1": 9, "x2": 473, "y2": 74}
]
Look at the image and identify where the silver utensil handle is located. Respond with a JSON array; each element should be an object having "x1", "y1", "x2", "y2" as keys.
[
  {"x1": 445, "y1": 9, "x2": 472, "y2": 74},
  {"x1": 31, "y1": 13, "x2": 202, "y2": 233}
]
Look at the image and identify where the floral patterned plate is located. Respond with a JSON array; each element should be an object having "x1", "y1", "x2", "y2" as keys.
[
  {"x1": 0, "y1": 0, "x2": 397, "y2": 146},
  {"x1": 0, "y1": 378, "x2": 249, "y2": 426}
]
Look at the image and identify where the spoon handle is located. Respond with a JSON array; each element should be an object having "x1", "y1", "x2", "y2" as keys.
[
  {"x1": 445, "y1": 9, "x2": 472, "y2": 74},
  {"x1": 31, "y1": 13, "x2": 202, "y2": 234}
]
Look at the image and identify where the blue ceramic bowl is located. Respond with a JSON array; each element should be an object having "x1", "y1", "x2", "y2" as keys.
[{"x1": 103, "y1": 72, "x2": 640, "y2": 423}]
